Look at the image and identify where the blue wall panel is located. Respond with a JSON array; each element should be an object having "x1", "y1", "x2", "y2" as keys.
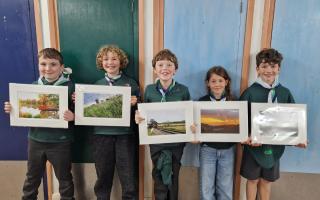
[
  {"x1": 272, "y1": 0, "x2": 320, "y2": 173},
  {"x1": 164, "y1": 0, "x2": 247, "y2": 99},
  {"x1": 0, "y1": 0, "x2": 38, "y2": 160},
  {"x1": 164, "y1": 0, "x2": 247, "y2": 166}
]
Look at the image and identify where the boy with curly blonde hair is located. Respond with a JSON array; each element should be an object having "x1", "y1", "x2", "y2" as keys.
[{"x1": 93, "y1": 45, "x2": 139, "y2": 200}]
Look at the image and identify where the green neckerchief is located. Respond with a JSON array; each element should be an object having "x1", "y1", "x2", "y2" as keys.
[
  {"x1": 156, "y1": 79, "x2": 176, "y2": 102},
  {"x1": 105, "y1": 72, "x2": 122, "y2": 86},
  {"x1": 38, "y1": 68, "x2": 71, "y2": 86},
  {"x1": 255, "y1": 76, "x2": 280, "y2": 156},
  {"x1": 255, "y1": 76, "x2": 279, "y2": 103},
  {"x1": 156, "y1": 150, "x2": 173, "y2": 186}
]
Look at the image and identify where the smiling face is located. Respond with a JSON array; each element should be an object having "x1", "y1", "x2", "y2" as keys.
[
  {"x1": 256, "y1": 62, "x2": 280, "y2": 85},
  {"x1": 102, "y1": 51, "x2": 121, "y2": 77},
  {"x1": 207, "y1": 73, "x2": 228, "y2": 99},
  {"x1": 38, "y1": 56, "x2": 64, "y2": 82},
  {"x1": 154, "y1": 59, "x2": 176, "y2": 83}
]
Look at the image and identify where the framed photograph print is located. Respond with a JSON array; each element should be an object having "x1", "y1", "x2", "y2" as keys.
[
  {"x1": 251, "y1": 103, "x2": 307, "y2": 145},
  {"x1": 9, "y1": 83, "x2": 69, "y2": 128},
  {"x1": 75, "y1": 84, "x2": 131, "y2": 126},
  {"x1": 194, "y1": 101, "x2": 248, "y2": 142},
  {"x1": 138, "y1": 101, "x2": 194, "y2": 144}
]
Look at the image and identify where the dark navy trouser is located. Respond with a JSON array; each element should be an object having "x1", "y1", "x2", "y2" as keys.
[
  {"x1": 22, "y1": 139, "x2": 74, "y2": 200},
  {"x1": 93, "y1": 134, "x2": 138, "y2": 200}
]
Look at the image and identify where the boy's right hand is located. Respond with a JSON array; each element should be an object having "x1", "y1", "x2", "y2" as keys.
[
  {"x1": 4, "y1": 102, "x2": 12, "y2": 113},
  {"x1": 241, "y1": 136, "x2": 251, "y2": 145},
  {"x1": 135, "y1": 110, "x2": 145, "y2": 124},
  {"x1": 241, "y1": 136, "x2": 262, "y2": 146}
]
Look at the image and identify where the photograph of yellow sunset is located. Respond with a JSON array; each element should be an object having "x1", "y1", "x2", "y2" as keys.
[{"x1": 201, "y1": 109, "x2": 240, "y2": 134}]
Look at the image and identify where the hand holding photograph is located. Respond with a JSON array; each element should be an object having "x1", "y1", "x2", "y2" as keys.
[
  {"x1": 251, "y1": 103, "x2": 307, "y2": 145},
  {"x1": 75, "y1": 84, "x2": 131, "y2": 126},
  {"x1": 9, "y1": 83, "x2": 69, "y2": 128}
]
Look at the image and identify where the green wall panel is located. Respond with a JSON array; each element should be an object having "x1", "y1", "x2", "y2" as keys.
[{"x1": 57, "y1": 0, "x2": 138, "y2": 162}]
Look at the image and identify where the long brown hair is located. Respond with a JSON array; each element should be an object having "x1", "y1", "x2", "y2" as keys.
[{"x1": 205, "y1": 66, "x2": 233, "y2": 100}]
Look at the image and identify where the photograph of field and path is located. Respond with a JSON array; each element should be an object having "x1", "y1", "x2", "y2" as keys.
[
  {"x1": 201, "y1": 109, "x2": 240, "y2": 134},
  {"x1": 147, "y1": 109, "x2": 186, "y2": 136},
  {"x1": 83, "y1": 93, "x2": 122, "y2": 118},
  {"x1": 18, "y1": 92, "x2": 60, "y2": 119}
]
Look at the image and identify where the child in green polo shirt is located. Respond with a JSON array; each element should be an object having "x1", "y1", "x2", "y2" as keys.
[
  {"x1": 136, "y1": 49, "x2": 190, "y2": 200},
  {"x1": 4, "y1": 48, "x2": 75, "y2": 200},
  {"x1": 240, "y1": 48, "x2": 307, "y2": 200},
  {"x1": 92, "y1": 45, "x2": 139, "y2": 199}
]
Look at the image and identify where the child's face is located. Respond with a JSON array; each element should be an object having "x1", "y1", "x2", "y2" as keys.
[
  {"x1": 207, "y1": 73, "x2": 228, "y2": 98},
  {"x1": 154, "y1": 59, "x2": 176, "y2": 82},
  {"x1": 38, "y1": 56, "x2": 64, "y2": 81},
  {"x1": 256, "y1": 62, "x2": 280, "y2": 85},
  {"x1": 102, "y1": 51, "x2": 121, "y2": 76}
]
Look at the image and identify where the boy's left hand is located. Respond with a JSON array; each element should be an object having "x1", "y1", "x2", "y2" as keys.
[
  {"x1": 63, "y1": 110, "x2": 74, "y2": 121},
  {"x1": 131, "y1": 96, "x2": 137, "y2": 106}
]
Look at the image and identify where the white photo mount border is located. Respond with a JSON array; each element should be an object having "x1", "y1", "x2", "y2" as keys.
[
  {"x1": 9, "y1": 83, "x2": 69, "y2": 128},
  {"x1": 251, "y1": 103, "x2": 307, "y2": 145},
  {"x1": 75, "y1": 84, "x2": 131, "y2": 127},
  {"x1": 138, "y1": 101, "x2": 194, "y2": 144},
  {"x1": 194, "y1": 101, "x2": 248, "y2": 142}
]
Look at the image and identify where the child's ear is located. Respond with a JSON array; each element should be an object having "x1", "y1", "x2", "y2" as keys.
[
  {"x1": 60, "y1": 64, "x2": 65, "y2": 73},
  {"x1": 206, "y1": 80, "x2": 210, "y2": 87}
]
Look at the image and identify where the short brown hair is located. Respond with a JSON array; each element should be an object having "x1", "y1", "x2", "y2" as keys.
[
  {"x1": 256, "y1": 48, "x2": 283, "y2": 67},
  {"x1": 152, "y1": 49, "x2": 178, "y2": 69},
  {"x1": 96, "y1": 45, "x2": 129, "y2": 70},
  {"x1": 38, "y1": 48, "x2": 63, "y2": 64}
]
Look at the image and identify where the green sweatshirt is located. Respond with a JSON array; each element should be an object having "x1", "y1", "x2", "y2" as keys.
[
  {"x1": 240, "y1": 82, "x2": 295, "y2": 168},
  {"x1": 93, "y1": 74, "x2": 139, "y2": 135},
  {"x1": 144, "y1": 81, "x2": 190, "y2": 151}
]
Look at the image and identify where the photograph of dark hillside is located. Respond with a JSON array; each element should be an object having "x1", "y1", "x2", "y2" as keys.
[
  {"x1": 201, "y1": 109, "x2": 240, "y2": 134},
  {"x1": 147, "y1": 109, "x2": 186, "y2": 136},
  {"x1": 83, "y1": 93, "x2": 122, "y2": 118}
]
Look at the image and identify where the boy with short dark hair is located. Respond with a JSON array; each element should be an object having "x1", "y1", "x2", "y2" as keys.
[
  {"x1": 137, "y1": 49, "x2": 190, "y2": 200},
  {"x1": 4, "y1": 48, "x2": 75, "y2": 200},
  {"x1": 240, "y1": 48, "x2": 306, "y2": 200}
]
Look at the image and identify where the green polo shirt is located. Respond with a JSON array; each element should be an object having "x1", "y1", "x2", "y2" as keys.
[
  {"x1": 240, "y1": 82, "x2": 295, "y2": 168},
  {"x1": 29, "y1": 80, "x2": 75, "y2": 143},
  {"x1": 93, "y1": 74, "x2": 139, "y2": 135},
  {"x1": 144, "y1": 81, "x2": 190, "y2": 151}
]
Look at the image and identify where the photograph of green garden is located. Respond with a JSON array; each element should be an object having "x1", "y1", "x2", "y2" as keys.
[{"x1": 83, "y1": 93, "x2": 123, "y2": 118}]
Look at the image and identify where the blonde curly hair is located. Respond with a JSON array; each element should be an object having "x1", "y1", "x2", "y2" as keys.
[{"x1": 96, "y1": 45, "x2": 129, "y2": 70}]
